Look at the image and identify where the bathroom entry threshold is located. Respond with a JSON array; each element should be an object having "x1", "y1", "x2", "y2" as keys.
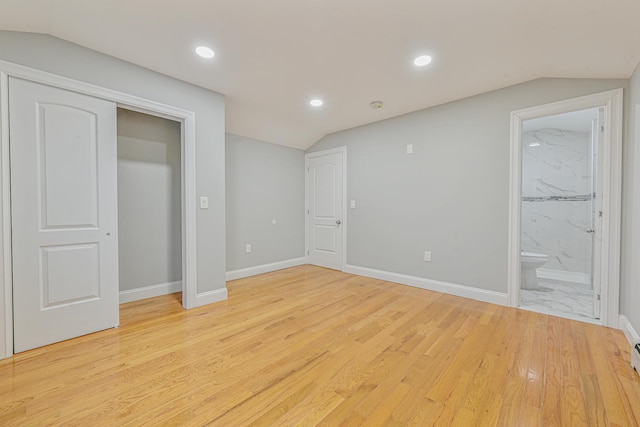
[
  {"x1": 520, "y1": 279, "x2": 602, "y2": 325},
  {"x1": 519, "y1": 278, "x2": 600, "y2": 325},
  {"x1": 518, "y1": 304, "x2": 602, "y2": 326}
]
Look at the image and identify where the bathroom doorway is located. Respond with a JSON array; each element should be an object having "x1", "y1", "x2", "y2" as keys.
[
  {"x1": 507, "y1": 89, "x2": 623, "y2": 327},
  {"x1": 519, "y1": 108, "x2": 601, "y2": 320}
]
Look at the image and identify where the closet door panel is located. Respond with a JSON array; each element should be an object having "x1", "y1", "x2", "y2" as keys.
[{"x1": 10, "y1": 77, "x2": 119, "y2": 353}]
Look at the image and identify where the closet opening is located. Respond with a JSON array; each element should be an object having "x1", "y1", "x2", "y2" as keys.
[{"x1": 116, "y1": 108, "x2": 183, "y2": 305}]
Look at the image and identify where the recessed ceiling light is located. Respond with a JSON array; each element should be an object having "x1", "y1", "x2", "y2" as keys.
[
  {"x1": 310, "y1": 99, "x2": 323, "y2": 107},
  {"x1": 195, "y1": 46, "x2": 215, "y2": 59},
  {"x1": 413, "y1": 55, "x2": 432, "y2": 67}
]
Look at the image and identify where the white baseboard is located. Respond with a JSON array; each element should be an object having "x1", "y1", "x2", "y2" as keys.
[
  {"x1": 619, "y1": 315, "x2": 640, "y2": 347},
  {"x1": 119, "y1": 281, "x2": 182, "y2": 304},
  {"x1": 537, "y1": 268, "x2": 591, "y2": 286},
  {"x1": 344, "y1": 265, "x2": 509, "y2": 306},
  {"x1": 194, "y1": 288, "x2": 228, "y2": 306},
  {"x1": 226, "y1": 257, "x2": 307, "y2": 281}
]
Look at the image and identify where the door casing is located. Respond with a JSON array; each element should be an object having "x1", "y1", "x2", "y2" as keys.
[
  {"x1": 0, "y1": 59, "x2": 199, "y2": 358},
  {"x1": 507, "y1": 89, "x2": 623, "y2": 328}
]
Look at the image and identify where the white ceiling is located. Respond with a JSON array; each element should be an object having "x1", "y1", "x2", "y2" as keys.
[{"x1": 1, "y1": 0, "x2": 639, "y2": 150}]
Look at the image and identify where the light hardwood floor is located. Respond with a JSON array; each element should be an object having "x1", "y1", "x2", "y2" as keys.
[{"x1": 1, "y1": 265, "x2": 639, "y2": 425}]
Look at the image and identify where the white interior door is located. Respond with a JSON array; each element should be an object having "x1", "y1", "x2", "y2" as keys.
[
  {"x1": 307, "y1": 150, "x2": 344, "y2": 270},
  {"x1": 10, "y1": 77, "x2": 119, "y2": 353}
]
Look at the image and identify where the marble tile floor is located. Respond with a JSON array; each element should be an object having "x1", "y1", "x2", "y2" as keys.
[{"x1": 520, "y1": 279, "x2": 595, "y2": 320}]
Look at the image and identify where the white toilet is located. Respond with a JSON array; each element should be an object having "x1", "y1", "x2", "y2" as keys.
[{"x1": 521, "y1": 251, "x2": 549, "y2": 290}]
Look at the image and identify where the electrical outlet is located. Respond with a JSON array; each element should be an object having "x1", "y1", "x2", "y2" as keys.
[
  {"x1": 406, "y1": 144, "x2": 413, "y2": 154},
  {"x1": 351, "y1": 200, "x2": 356, "y2": 209},
  {"x1": 424, "y1": 251, "x2": 431, "y2": 262},
  {"x1": 245, "y1": 244, "x2": 252, "y2": 254}
]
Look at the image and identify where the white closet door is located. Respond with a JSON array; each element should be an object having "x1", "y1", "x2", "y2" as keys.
[{"x1": 10, "y1": 77, "x2": 119, "y2": 353}]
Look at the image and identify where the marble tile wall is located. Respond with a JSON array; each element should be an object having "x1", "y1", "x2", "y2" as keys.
[{"x1": 521, "y1": 128, "x2": 594, "y2": 276}]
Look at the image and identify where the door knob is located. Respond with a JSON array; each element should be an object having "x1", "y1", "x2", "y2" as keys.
[
  {"x1": 336, "y1": 219, "x2": 341, "y2": 225},
  {"x1": 586, "y1": 229, "x2": 595, "y2": 233}
]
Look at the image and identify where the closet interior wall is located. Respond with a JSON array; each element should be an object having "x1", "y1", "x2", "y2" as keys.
[{"x1": 116, "y1": 108, "x2": 182, "y2": 298}]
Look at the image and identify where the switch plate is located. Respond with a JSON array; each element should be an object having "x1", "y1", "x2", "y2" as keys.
[
  {"x1": 351, "y1": 200, "x2": 356, "y2": 209},
  {"x1": 245, "y1": 244, "x2": 252, "y2": 254},
  {"x1": 200, "y1": 196, "x2": 209, "y2": 209},
  {"x1": 406, "y1": 144, "x2": 413, "y2": 154},
  {"x1": 424, "y1": 251, "x2": 431, "y2": 262}
]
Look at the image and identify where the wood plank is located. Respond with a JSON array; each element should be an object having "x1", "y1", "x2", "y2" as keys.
[
  {"x1": 560, "y1": 317, "x2": 588, "y2": 425},
  {"x1": 542, "y1": 316, "x2": 563, "y2": 426},
  {"x1": 580, "y1": 372, "x2": 608, "y2": 427}
]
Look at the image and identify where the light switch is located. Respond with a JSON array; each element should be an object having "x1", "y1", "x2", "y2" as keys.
[
  {"x1": 351, "y1": 200, "x2": 356, "y2": 209},
  {"x1": 200, "y1": 196, "x2": 208, "y2": 209},
  {"x1": 245, "y1": 244, "x2": 252, "y2": 254},
  {"x1": 406, "y1": 144, "x2": 413, "y2": 154}
]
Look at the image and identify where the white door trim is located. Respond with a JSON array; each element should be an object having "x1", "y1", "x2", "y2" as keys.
[
  {"x1": 0, "y1": 60, "x2": 198, "y2": 358},
  {"x1": 507, "y1": 89, "x2": 623, "y2": 328},
  {"x1": 305, "y1": 147, "x2": 347, "y2": 271}
]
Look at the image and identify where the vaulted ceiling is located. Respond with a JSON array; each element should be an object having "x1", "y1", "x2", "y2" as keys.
[{"x1": 2, "y1": 0, "x2": 639, "y2": 149}]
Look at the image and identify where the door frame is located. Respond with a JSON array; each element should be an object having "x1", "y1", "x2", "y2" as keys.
[
  {"x1": 305, "y1": 147, "x2": 347, "y2": 271},
  {"x1": 0, "y1": 60, "x2": 198, "y2": 358},
  {"x1": 507, "y1": 89, "x2": 623, "y2": 327}
]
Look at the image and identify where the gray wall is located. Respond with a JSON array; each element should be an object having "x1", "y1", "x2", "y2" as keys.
[
  {"x1": 622, "y1": 63, "x2": 640, "y2": 334},
  {"x1": 226, "y1": 134, "x2": 305, "y2": 271},
  {"x1": 309, "y1": 78, "x2": 627, "y2": 294},
  {"x1": 117, "y1": 109, "x2": 181, "y2": 291},
  {"x1": 0, "y1": 31, "x2": 226, "y2": 295}
]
